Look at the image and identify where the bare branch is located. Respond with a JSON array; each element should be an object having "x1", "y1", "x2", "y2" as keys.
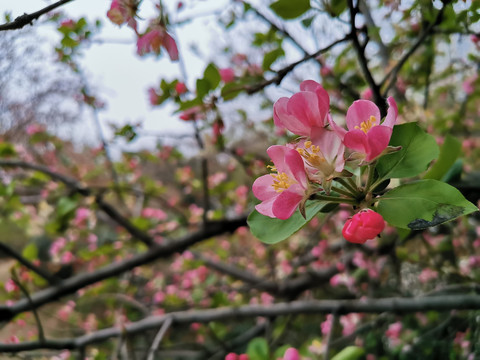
[
  {"x1": 0, "y1": 0, "x2": 75, "y2": 31},
  {"x1": 1, "y1": 295, "x2": 480, "y2": 352},
  {"x1": 146, "y1": 316, "x2": 173, "y2": 360}
]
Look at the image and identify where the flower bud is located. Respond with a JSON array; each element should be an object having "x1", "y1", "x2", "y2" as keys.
[
  {"x1": 342, "y1": 209, "x2": 385, "y2": 244},
  {"x1": 283, "y1": 348, "x2": 300, "y2": 360}
]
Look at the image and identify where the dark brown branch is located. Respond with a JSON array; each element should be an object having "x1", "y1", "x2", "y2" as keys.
[
  {"x1": 380, "y1": 1, "x2": 451, "y2": 95},
  {"x1": 1, "y1": 294, "x2": 480, "y2": 352},
  {"x1": 347, "y1": 0, "x2": 384, "y2": 114},
  {"x1": 0, "y1": 0, "x2": 75, "y2": 31},
  {"x1": 0, "y1": 216, "x2": 247, "y2": 322},
  {"x1": 0, "y1": 242, "x2": 59, "y2": 285}
]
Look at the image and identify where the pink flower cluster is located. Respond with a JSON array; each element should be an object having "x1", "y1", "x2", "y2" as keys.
[
  {"x1": 137, "y1": 26, "x2": 179, "y2": 61},
  {"x1": 253, "y1": 80, "x2": 395, "y2": 243},
  {"x1": 107, "y1": 0, "x2": 137, "y2": 29}
]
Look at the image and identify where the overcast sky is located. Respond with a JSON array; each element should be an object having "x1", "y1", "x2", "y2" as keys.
[{"x1": 4, "y1": 0, "x2": 233, "y2": 151}]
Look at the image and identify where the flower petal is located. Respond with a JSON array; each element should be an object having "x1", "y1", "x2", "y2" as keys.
[
  {"x1": 273, "y1": 98, "x2": 311, "y2": 136},
  {"x1": 267, "y1": 145, "x2": 288, "y2": 173},
  {"x1": 255, "y1": 197, "x2": 276, "y2": 218},
  {"x1": 365, "y1": 126, "x2": 392, "y2": 161},
  {"x1": 346, "y1": 100, "x2": 381, "y2": 130},
  {"x1": 252, "y1": 174, "x2": 277, "y2": 201},
  {"x1": 381, "y1": 97, "x2": 398, "y2": 129},
  {"x1": 284, "y1": 148, "x2": 308, "y2": 188},
  {"x1": 327, "y1": 114, "x2": 347, "y2": 139},
  {"x1": 344, "y1": 129, "x2": 369, "y2": 155},
  {"x1": 287, "y1": 92, "x2": 325, "y2": 129},
  {"x1": 272, "y1": 186, "x2": 304, "y2": 220}
]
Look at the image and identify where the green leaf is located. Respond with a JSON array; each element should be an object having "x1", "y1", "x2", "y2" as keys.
[
  {"x1": 376, "y1": 179, "x2": 478, "y2": 230},
  {"x1": 246, "y1": 337, "x2": 269, "y2": 360},
  {"x1": 57, "y1": 197, "x2": 78, "y2": 218},
  {"x1": 196, "y1": 78, "x2": 211, "y2": 98},
  {"x1": 221, "y1": 82, "x2": 244, "y2": 101},
  {"x1": 262, "y1": 48, "x2": 285, "y2": 70},
  {"x1": 331, "y1": 346, "x2": 365, "y2": 360},
  {"x1": 423, "y1": 134, "x2": 461, "y2": 180},
  {"x1": 22, "y1": 243, "x2": 38, "y2": 261},
  {"x1": 270, "y1": 0, "x2": 310, "y2": 20},
  {"x1": 204, "y1": 63, "x2": 221, "y2": 90},
  {"x1": 247, "y1": 200, "x2": 326, "y2": 244},
  {"x1": 376, "y1": 123, "x2": 439, "y2": 182}
]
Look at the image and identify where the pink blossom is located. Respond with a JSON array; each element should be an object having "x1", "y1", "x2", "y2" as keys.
[
  {"x1": 60, "y1": 19, "x2": 75, "y2": 29},
  {"x1": 225, "y1": 353, "x2": 238, "y2": 360},
  {"x1": 342, "y1": 209, "x2": 385, "y2": 244},
  {"x1": 107, "y1": 0, "x2": 137, "y2": 29},
  {"x1": 73, "y1": 207, "x2": 90, "y2": 227},
  {"x1": 283, "y1": 348, "x2": 300, "y2": 360},
  {"x1": 295, "y1": 128, "x2": 345, "y2": 192},
  {"x1": 418, "y1": 268, "x2": 438, "y2": 283},
  {"x1": 141, "y1": 207, "x2": 168, "y2": 220},
  {"x1": 219, "y1": 68, "x2": 235, "y2": 83},
  {"x1": 463, "y1": 74, "x2": 477, "y2": 95},
  {"x1": 361, "y1": 88, "x2": 373, "y2": 100},
  {"x1": 175, "y1": 81, "x2": 188, "y2": 94},
  {"x1": 329, "y1": 97, "x2": 398, "y2": 162},
  {"x1": 238, "y1": 355, "x2": 249, "y2": 360},
  {"x1": 386, "y1": 321, "x2": 402, "y2": 340},
  {"x1": 179, "y1": 106, "x2": 205, "y2": 121},
  {"x1": 137, "y1": 28, "x2": 179, "y2": 61},
  {"x1": 26, "y1": 123, "x2": 45, "y2": 136},
  {"x1": 321, "y1": 314, "x2": 333, "y2": 335},
  {"x1": 4, "y1": 279, "x2": 18, "y2": 293},
  {"x1": 274, "y1": 80, "x2": 330, "y2": 137},
  {"x1": 148, "y1": 88, "x2": 160, "y2": 105},
  {"x1": 340, "y1": 313, "x2": 361, "y2": 336},
  {"x1": 252, "y1": 145, "x2": 311, "y2": 220}
]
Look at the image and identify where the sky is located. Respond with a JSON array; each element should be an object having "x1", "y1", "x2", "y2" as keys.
[{"x1": 3, "y1": 0, "x2": 233, "y2": 151}]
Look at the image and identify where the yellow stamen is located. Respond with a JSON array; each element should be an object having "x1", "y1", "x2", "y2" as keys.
[
  {"x1": 297, "y1": 143, "x2": 325, "y2": 168},
  {"x1": 355, "y1": 115, "x2": 377, "y2": 134},
  {"x1": 271, "y1": 172, "x2": 296, "y2": 193}
]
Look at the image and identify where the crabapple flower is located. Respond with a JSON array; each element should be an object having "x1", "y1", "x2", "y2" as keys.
[
  {"x1": 329, "y1": 97, "x2": 398, "y2": 162},
  {"x1": 342, "y1": 209, "x2": 385, "y2": 244},
  {"x1": 137, "y1": 27, "x2": 179, "y2": 61},
  {"x1": 283, "y1": 348, "x2": 300, "y2": 360},
  {"x1": 175, "y1": 81, "x2": 188, "y2": 94},
  {"x1": 219, "y1": 68, "x2": 235, "y2": 83},
  {"x1": 107, "y1": 0, "x2": 137, "y2": 29},
  {"x1": 253, "y1": 145, "x2": 311, "y2": 220},
  {"x1": 295, "y1": 127, "x2": 345, "y2": 193},
  {"x1": 273, "y1": 80, "x2": 330, "y2": 137}
]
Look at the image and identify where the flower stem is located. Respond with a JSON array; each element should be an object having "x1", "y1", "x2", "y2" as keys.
[
  {"x1": 335, "y1": 177, "x2": 359, "y2": 196},
  {"x1": 312, "y1": 193, "x2": 357, "y2": 205},
  {"x1": 363, "y1": 164, "x2": 376, "y2": 194},
  {"x1": 331, "y1": 185, "x2": 356, "y2": 198}
]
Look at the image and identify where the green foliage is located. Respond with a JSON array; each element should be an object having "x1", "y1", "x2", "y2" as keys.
[
  {"x1": 376, "y1": 123, "x2": 439, "y2": 182},
  {"x1": 269, "y1": 0, "x2": 311, "y2": 20},
  {"x1": 423, "y1": 134, "x2": 461, "y2": 181},
  {"x1": 377, "y1": 179, "x2": 478, "y2": 229},
  {"x1": 246, "y1": 337, "x2": 269, "y2": 360},
  {"x1": 331, "y1": 346, "x2": 365, "y2": 360},
  {"x1": 247, "y1": 201, "x2": 326, "y2": 244}
]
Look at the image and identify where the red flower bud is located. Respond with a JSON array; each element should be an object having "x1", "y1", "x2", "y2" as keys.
[{"x1": 342, "y1": 209, "x2": 385, "y2": 244}]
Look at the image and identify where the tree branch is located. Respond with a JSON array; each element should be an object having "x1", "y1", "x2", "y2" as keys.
[
  {"x1": 380, "y1": 1, "x2": 451, "y2": 95},
  {"x1": 0, "y1": 216, "x2": 247, "y2": 322},
  {"x1": 1, "y1": 294, "x2": 480, "y2": 352},
  {"x1": 0, "y1": 0, "x2": 75, "y2": 31}
]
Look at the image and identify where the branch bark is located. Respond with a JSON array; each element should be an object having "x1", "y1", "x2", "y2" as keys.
[
  {"x1": 1, "y1": 294, "x2": 480, "y2": 352},
  {"x1": 0, "y1": 0, "x2": 75, "y2": 31}
]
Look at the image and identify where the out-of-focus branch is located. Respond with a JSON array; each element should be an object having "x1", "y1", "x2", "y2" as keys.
[
  {"x1": 0, "y1": 216, "x2": 247, "y2": 322},
  {"x1": 1, "y1": 294, "x2": 480, "y2": 352},
  {"x1": 347, "y1": 0, "x2": 384, "y2": 114},
  {"x1": 0, "y1": 0, "x2": 75, "y2": 31},
  {"x1": 0, "y1": 242, "x2": 58, "y2": 285},
  {"x1": 380, "y1": 1, "x2": 451, "y2": 95},
  {"x1": 245, "y1": 36, "x2": 350, "y2": 95}
]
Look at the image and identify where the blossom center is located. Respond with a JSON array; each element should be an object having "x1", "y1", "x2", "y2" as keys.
[
  {"x1": 269, "y1": 167, "x2": 297, "y2": 193},
  {"x1": 355, "y1": 115, "x2": 377, "y2": 134},
  {"x1": 296, "y1": 141, "x2": 326, "y2": 168}
]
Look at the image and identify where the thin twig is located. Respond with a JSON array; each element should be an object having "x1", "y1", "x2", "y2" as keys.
[
  {"x1": 0, "y1": 0, "x2": 74, "y2": 31},
  {"x1": 2, "y1": 295, "x2": 480, "y2": 352},
  {"x1": 146, "y1": 317, "x2": 173, "y2": 360}
]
